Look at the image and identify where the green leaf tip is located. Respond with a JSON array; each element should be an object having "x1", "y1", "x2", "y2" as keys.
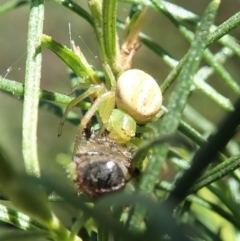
[
  {"x1": 213, "y1": 0, "x2": 221, "y2": 4},
  {"x1": 40, "y1": 34, "x2": 99, "y2": 85}
]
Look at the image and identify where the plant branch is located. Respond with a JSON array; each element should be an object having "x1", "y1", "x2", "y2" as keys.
[{"x1": 22, "y1": 0, "x2": 44, "y2": 176}]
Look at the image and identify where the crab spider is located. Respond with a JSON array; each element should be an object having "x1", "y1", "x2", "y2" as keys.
[{"x1": 58, "y1": 69, "x2": 162, "y2": 152}]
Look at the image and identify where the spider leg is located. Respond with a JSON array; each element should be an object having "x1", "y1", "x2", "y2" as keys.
[
  {"x1": 58, "y1": 84, "x2": 104, "y2": 136},
  {"x1": 73, "y1": 90, "x2": 115, "y2": 153},
  {"x1": 65, "y1": 82, "x2": 91, "y2": 96}
]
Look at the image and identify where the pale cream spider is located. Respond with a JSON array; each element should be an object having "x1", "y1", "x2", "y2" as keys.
[
  {"x1": 57, "y1": 41, "x2": 162, "y2": 153},
  {"x1": 57, "y1": 6, "x2": 163, "y2": 152}
]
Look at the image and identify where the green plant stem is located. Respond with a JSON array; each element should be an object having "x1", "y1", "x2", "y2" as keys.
[
  {"x1": 148, "y1": 0, "x2": 240, "y2": 57},
  {"x1": 160, "y1": 158, "x2": 240, "y2": 198},
  {"x1": 147, "y1": 2, "x2": 240, "y2": 94},
  {"x1": 0, "y1": 0, "x2": 28, "y2": 14},
  {"x1": 22, "y1": 0, "x2": 44, "y2": 176},
  {"x1": 97, "y1": 225, "x2": 109, "y2": 241},
  {"x1": 157, "y1": 181, "x2": 240, "y2": 229},
  {"x1": 160, "y1": 8, "x2": 240, "y2": 96},
  {"x1": 160, "y1": 153, "x2": 240, "y2": 200},
  {"x1": 102, "y1": 0, "x2": 120, "y2": 75},
  {"x1": 88, "y1": 0, "x2": 107, "y2": 62},
  {"x1": 192, "y1": 154, "x2": 240, "y2": 193},
  {"x1": 183, "y1": 104, "x2": 215, "y2": 133},
  {"x1": 0, "y1": 203, "x2": 46, "y2": 231},
  {"x1": 0, "y1": 230, "x2": 51, "y2": 240},
  {"x1": 207, "y1": 11, "x2": 240, "y2": 47},
  {"x1": 141, "y1": 32, "x2": 234, "y2": 110},
  {"x1": 70, "y1": 214, "x2": 88, "y2": 239},
  {"x1": 128, "y1": 0, "x2": 220, "y2": 232},
  {"x1": 164, "y1": 98, "x2": 240, "y2": 212},
  {"x1": 41, "y1": 34, "x2": 99, "y2": 85},
  {"x1": 116, "y1": 21, "x2": 235, "y2": 111},
  {"x1": 52, "y1": 0, "x2": 94, "y2": 26},
  {"x1": 188, "y1": 195, "x2": 240, "y2": 229},
  {"x1": 0, "y1": 77, "x2": 90, "y2": 110},
  {"x1": 0, "y1": 146, "x2": 77, "y2": 241},
  {"x1": 178, "y1": 121, "x2": 226, "y2": 162}
]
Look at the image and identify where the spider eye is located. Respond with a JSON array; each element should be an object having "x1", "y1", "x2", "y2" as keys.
[{"x1": 116, "y1": 69, "x2": 162, "y2": 122}]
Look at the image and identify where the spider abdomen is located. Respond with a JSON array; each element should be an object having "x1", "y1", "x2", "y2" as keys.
[{"x1": 116, "y1": 69, "x2": 162, "y2": 122}]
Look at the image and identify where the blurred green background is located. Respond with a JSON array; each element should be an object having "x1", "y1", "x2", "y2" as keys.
[{"x1": 0, "y1": 0, "x2": 240, "y2": 172}]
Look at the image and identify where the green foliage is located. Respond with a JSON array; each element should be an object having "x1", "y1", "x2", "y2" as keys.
[{"x1": 1, "y1": 0, "x2": 240, "y2": 241}]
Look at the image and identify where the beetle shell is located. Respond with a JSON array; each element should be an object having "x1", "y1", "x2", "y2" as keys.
[
  {"x1": 116, "y1": 69, "x2": 162, "y2": 122},
  {"x1": 73, "y1": 154, "x2": 130, "y2": 196},
  {"x1": 72, "y1": 134, "x2": 134, "y2": 196}
]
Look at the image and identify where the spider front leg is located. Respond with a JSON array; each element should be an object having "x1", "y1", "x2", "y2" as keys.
[
  {"x1": 73, "y1": 90, "x2": 115, "y2": 153},
  {"x1": 58, "y1": 84, "x2": 105, "y2": 137}
]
